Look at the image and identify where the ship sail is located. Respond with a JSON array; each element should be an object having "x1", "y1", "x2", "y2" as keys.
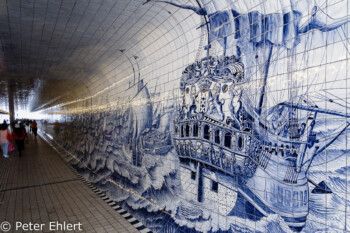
[
  {"x1": 152, "y1": 0, "x2": 350, "y2": 116},
  {"x1": 123, "y1": 80, "x2": 153, "y2": 165}
]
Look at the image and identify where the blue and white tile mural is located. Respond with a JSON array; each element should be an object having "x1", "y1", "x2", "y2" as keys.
[{"x1": 42, "y1": 0, "x2": 350, "y2": 232}]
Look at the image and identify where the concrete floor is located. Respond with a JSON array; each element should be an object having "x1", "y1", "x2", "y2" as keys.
[{"x1": 0, "y1": 133, "x2": 140, "y2": 233}]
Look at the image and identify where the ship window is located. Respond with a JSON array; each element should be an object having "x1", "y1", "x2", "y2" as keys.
[
  {"x1": 215, "y1": 130, "x2": 220, "y2": 144},
  {"x1": 186, "y1": 87, "x2": 190, "y2": 94},
  {"x1": 293, "y1": 191, "x2": 299, "y2": 207},
  {"x1": 191, "y1": 171, "x2": 196, "y2": 180},
  {"x1": 186, "y1": 124, "x2": 190, "y2": 137},
  {"x1": 278, "y1": 186, "x2": 283, "y2": 205},
  {"x1": 181, "y1": 125, "x2": 184, "y2": 137},
  {"x1": 274, "y1": 143, "x2": 278, "y2": 155},
  {"x1": 211, "y1": 180, "x2": 218, "y2": 192},
  {"x1": 280, "y1": 145, "x2": 284, "y2": 157},
  {"x1": 222, "y1": 84, "x2": 228, "y2": 93},
  {"x1": 224, "y1": 133, "x2": 232, "y2": 148},
  {"x1": 175, "y1": 126, "x2": 178, "y2": 134},
  {"x1": 193, "y1": 124, "x2": 199, "y2": 137},
  {"x1": 204, "y1": 125, "x2": 210, "y2": 140},
  {"x1": 285, "y1": 190, "x2": 291, "y2": 207},
  {"x1": 238, "y1": 136, "x2": 243, "y2": 149}
]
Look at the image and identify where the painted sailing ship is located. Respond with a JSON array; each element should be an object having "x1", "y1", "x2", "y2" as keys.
[
  {"x1": 123, "y1": 76, "x2": 153, "y2": 166},
  {"x1": 143, "y1": 0, "x2": 350, "y2": 231},
  {"x1": 122, "y1": 70, "x2": 173, "y2": 165},
  {"x1": 173, "y1": 53, "x2": 349, "y2": 231}
]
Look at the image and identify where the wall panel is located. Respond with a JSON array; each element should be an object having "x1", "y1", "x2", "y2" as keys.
[{"x1": 41, "y1": 0, "x2": 350, "y2": 232}]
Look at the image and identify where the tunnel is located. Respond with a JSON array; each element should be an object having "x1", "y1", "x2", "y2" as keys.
[{"x1": 0, "y1": 0, "x2": 349, "y2": 232}]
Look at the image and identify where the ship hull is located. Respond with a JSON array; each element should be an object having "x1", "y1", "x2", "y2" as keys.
[
  {"x1": 246, "y1": 165, "x2": 309, "y2": 230},
  {"x1": 177, "y1": 152, "x2": 309, "y2": 231},
  {"x1": 178, "y1": 159, "x2": 238, "y2": 217}
]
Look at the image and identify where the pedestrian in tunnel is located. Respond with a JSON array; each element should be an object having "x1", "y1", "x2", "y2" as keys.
[
  {"x1": 25, "y1": 120, "x2": 30, "y2": 132},
  {"x1": 20, "y1": 122, "x2": 29, "y2": 147},
  {"x1": 12, "y1": 124, "x2": 27, "y2": 157},
  {"x1": 54, "y1": 120, "x2": 60, "y2": 136},
  {"x1": 29, "y1": 120, "x2": 33, "y2": 133},
  {"x1": 32, "y1": 120, "x2": 38, "y2": 137},
  {"x1": 0, "y1": 123, "x2": 12, "y2": 158}
]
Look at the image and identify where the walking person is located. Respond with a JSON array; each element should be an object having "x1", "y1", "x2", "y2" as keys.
[
  {"x1": 25, "y1": 120, "x2": 30, "y2": 132},
  {"x1": 29, "y1": 120, "x2": 33, "y2": 133},
  {"x1": 0, "y1": 123, "x2": 12, "y2": 158},
  {"x1": 32, "y1": 120, "x2": 38, "y2": 137},
  {"x1": 2, "y1": 120, "x2": 8, "y2": 128},
  {"x1": 54, "y1": 121, "x2": 60, "y2": 136},
  {"x1": 12, "y1": 124, "x2": 27, "y2": 157},
  {"x1": 20, "y1": 122, "x2": 28, "y2": 148}
]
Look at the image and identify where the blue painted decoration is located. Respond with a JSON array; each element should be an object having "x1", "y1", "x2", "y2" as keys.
[{"x1": 43, "y1": 1, "x2": 350, "y2": 232}]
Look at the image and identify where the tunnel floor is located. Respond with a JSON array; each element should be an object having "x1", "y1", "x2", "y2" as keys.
[{"x1": 0, "y1": 133, "x2": 140, "y2": 233}]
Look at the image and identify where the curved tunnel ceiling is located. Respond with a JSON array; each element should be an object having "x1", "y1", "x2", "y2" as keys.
[
  {"x1": 0, "y1": 0, "x2": 344, "y2": 115},
  {"x1": 0, "y1": 0, "x2": 204, "y2": 113}
]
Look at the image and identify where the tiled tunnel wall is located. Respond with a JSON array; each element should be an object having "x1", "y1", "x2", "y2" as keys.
[{"x1": 39, "y1": 0, "x2": 350, "y2": 232}]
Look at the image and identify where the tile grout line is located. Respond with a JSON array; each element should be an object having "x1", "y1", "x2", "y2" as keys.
[
  {"x1": 0, "y1": 158, "x2": 13, "y2": 203},
  {"x1": 38, "y1": 131, "x2": 153, "y2": 233},
  {"x1": 0, "y1": 178, "x2": 81, "y2": 192}
]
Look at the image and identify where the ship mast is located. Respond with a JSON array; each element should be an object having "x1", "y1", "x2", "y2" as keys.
[
  {"x1": 256, "y1": 44, "x2": 273, "y2": 115},
  {"x1": 287, "y1": 48, "x2": 300, "y2": 139}
]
